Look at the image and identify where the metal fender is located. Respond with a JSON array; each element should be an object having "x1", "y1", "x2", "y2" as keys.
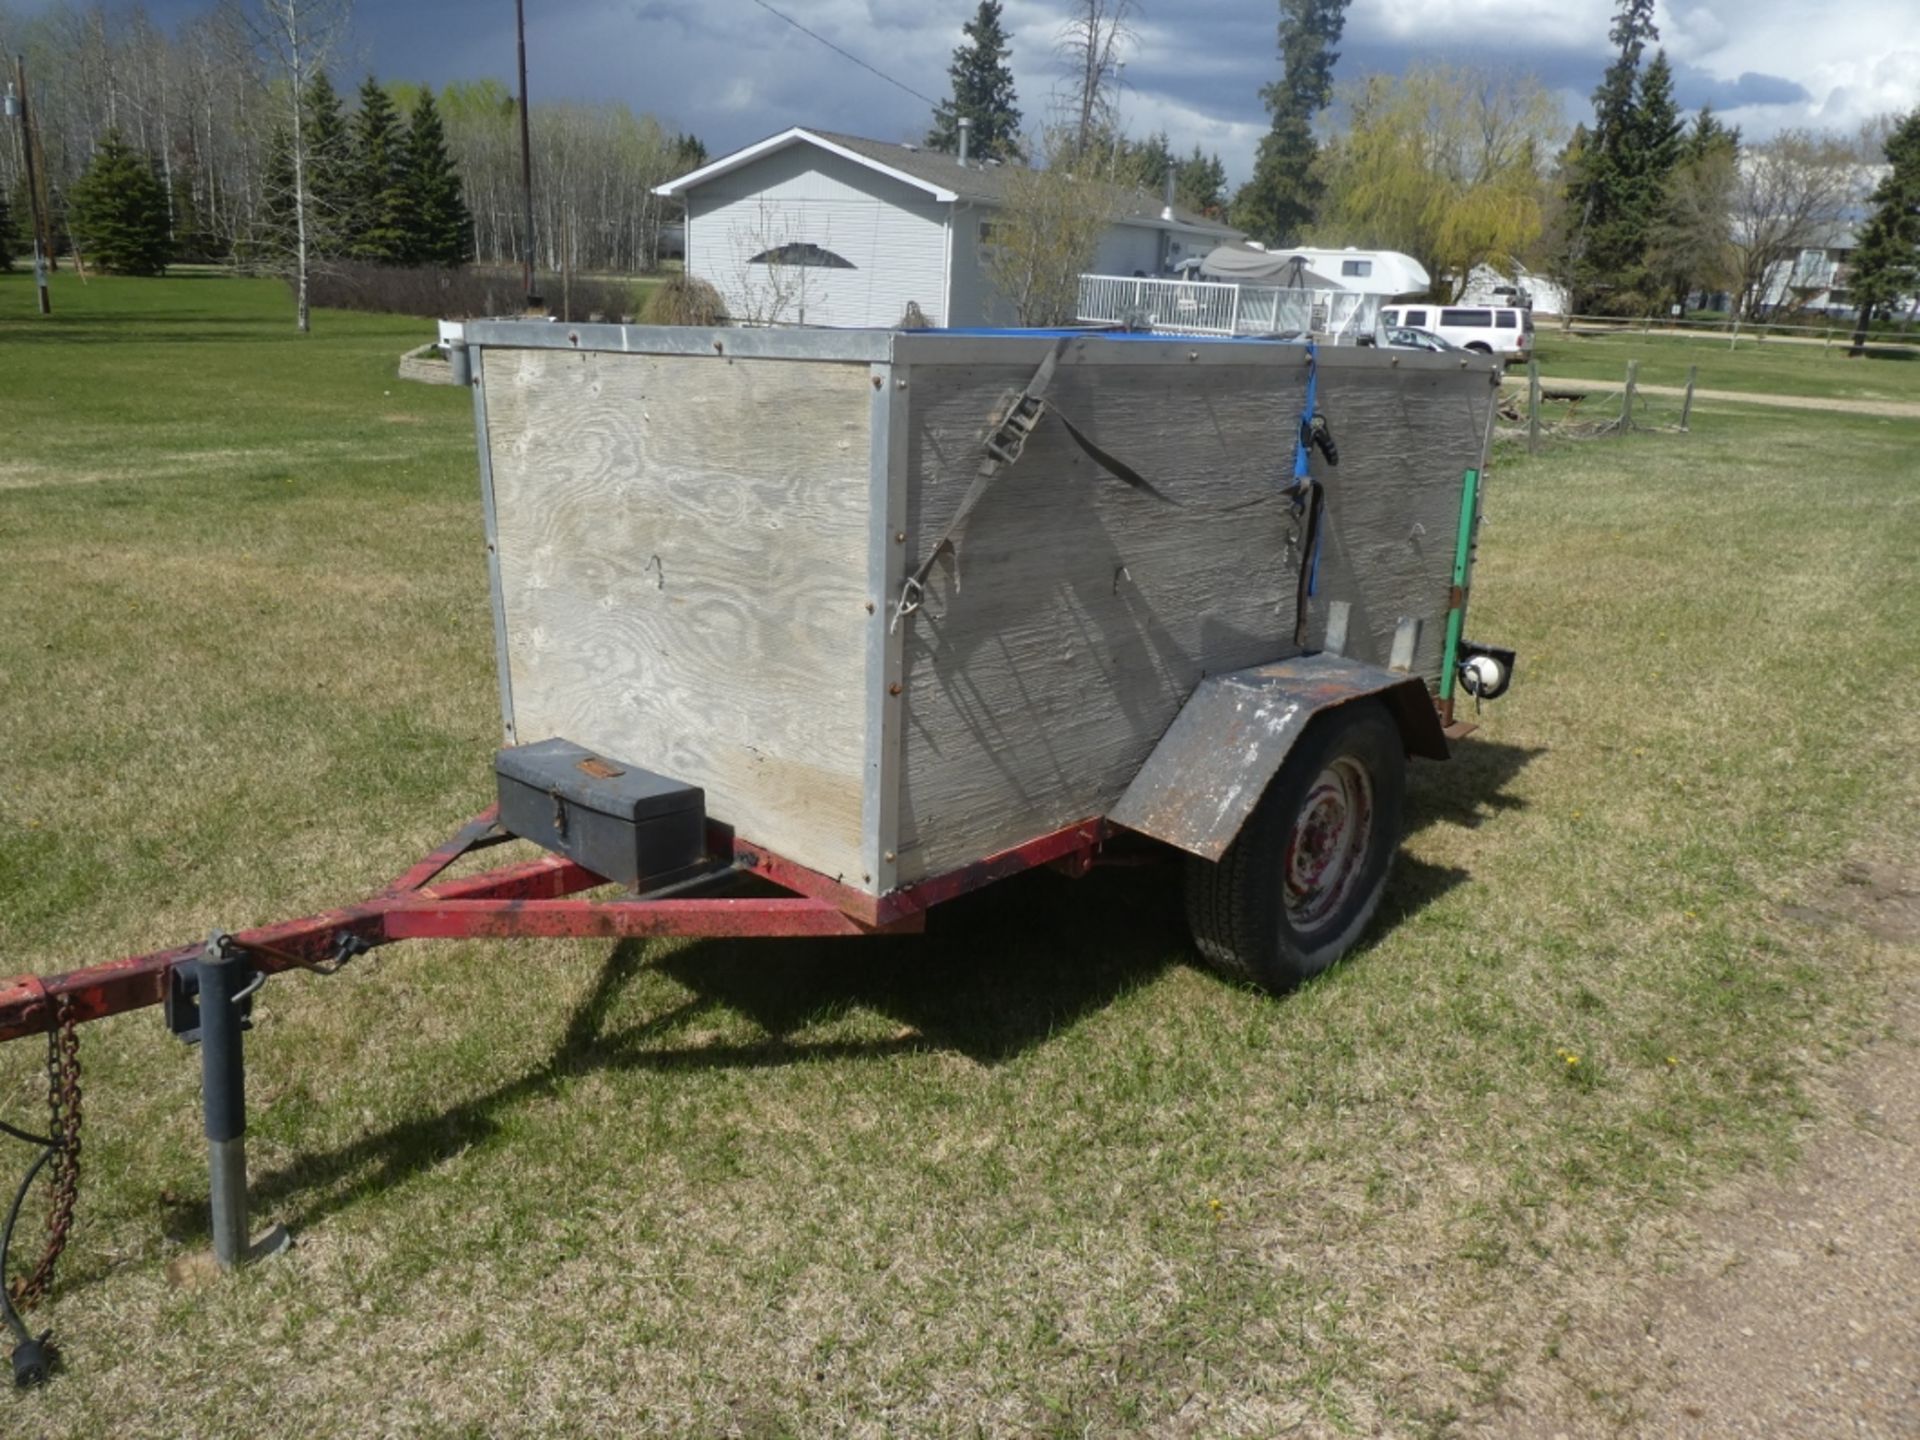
[{"x1": 1107, "y1": 653, "x2": 1448, "y2": 862}]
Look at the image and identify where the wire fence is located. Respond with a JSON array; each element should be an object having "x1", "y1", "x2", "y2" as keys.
[
  {"x1": 1553, "y1": 312, "x2": 1920, "y2": 356},
  {"x1": 1494, "y1": 357, "x2": 1700, "y2": 450}
]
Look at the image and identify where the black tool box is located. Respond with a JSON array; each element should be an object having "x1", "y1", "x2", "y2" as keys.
[{"x1": 495, "y1": 738, "x2": 706, "y2": 889}]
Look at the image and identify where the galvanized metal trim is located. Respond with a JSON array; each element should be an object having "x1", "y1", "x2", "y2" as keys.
[
  {"x1": 462, "y1": 319, "x2": 897, "y2": 363},
  {"x1": 860, "y1": 361, "x2": 910, "y2": 896},
  {"x1": 469, "y1": 345, "x2": 518, "y2": 744},
  {"x1": 887, "y1": 333, "x2": 1486, "y2": 373}
]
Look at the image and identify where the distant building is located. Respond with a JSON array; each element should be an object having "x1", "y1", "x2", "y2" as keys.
[
  {"x1": 1459, "y1": 263, "x2": 1570, "y2": 316},
  {"x1": 654, "y1": 127, "x2": 1242, "y2": 329}
]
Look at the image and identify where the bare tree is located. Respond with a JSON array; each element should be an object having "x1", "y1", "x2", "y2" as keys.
[
  {"x1": 1728, "y1": 131, "x2": 1862, "y2": 318},
  {"x1": 1054, "y1": 0, "x2": 1135, "y2": 158},
  {"x1": 982, "y1": 129, "x2": 1118, "y2": 324},
  {"x1": 725, "y1": 199, "x2": 825, "y2": 326},
  {"x1": 248, "y1": 0, "x2": 350, "y2": 331}
]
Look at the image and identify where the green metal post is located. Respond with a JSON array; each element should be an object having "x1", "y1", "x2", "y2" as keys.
[{"x1": 1438, "y1": 467, "x2": 1480, "y2": 704}]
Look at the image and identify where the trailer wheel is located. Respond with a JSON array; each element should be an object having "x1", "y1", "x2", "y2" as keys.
[{"x1": 1184, "y1": 702, "x2": 1407, "y2": 992}]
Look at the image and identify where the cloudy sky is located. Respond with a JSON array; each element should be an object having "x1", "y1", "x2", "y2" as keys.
[{"x1": 29, "y1": 1, "x2": 1920, "y2": 182}]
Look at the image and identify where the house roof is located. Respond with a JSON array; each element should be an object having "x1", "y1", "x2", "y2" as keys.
[{"x1": 655, "y1": 126, "x2": 1241, "y2": 238}]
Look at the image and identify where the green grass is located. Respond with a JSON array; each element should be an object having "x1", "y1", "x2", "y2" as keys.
[
  {"x1": 1527, "y1": 326, "x2": 1920, "y2": 405},
  {"x1": 1, "y1": 273, "x2": 1917, "y2": 1437}
]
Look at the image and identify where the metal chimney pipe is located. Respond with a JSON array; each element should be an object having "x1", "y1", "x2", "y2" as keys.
[
  {"x1": 1161, "y1": 164, "x2": 1176, "y2": 222},
  {"x1": 957, "y1": 116, "x2": 972, "y2": 167}
]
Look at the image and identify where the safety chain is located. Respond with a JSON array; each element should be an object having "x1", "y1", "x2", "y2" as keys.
[{"x1": 8, "y1": 996, "x2": 81, "y2": 1311}]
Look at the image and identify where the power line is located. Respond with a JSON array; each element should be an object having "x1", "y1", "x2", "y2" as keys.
[{"x1": 744, "y1": 0, "x2": 941, "y2": 110}]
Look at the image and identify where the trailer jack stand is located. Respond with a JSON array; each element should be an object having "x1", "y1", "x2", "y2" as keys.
[{"x1": 170, "y1": 937, "x2": 289, "y2": 1269}]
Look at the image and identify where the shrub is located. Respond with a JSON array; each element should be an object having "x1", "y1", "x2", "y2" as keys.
[
  {"x1": 642, "y1": 273, "x2": 727, "y2": 326},
  {"x1": 302, "y1": 262, "x2": 639, "y2": 321},
  {"x1": 67, "y1": 130, "x2": 171, "y2": 276}
]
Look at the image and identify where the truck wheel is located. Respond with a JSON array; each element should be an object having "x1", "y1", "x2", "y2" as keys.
[{"x1": 1184, "y1": 703, "x2": 1408, "y2": 992}]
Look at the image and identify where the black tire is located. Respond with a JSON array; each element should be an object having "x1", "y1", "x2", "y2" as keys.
[
  {"x1": 1185, "y1": 702, "x2": 1408, "y2": 992},
  {"x1": 1464, "y1": 341, "x2": 1494, "y2": 354}
]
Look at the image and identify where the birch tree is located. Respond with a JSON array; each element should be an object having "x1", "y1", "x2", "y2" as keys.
[{"x1": 249, "y1": 0, "x2": 351, "y2": 331}]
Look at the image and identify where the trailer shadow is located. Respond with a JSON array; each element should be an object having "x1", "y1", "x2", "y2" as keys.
[{"x1": 238, "y1": 740, "x2": 1537, "y2": 1236}]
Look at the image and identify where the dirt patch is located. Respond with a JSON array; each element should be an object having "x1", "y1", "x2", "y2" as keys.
[{"x1": 1481, "y1": 863, "x2": 1920, "y2": 1437}]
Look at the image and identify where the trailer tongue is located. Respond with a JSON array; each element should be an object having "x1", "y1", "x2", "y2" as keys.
[{"x1": 0, "y1": 324, "x2": 1515, "y2": 1386}]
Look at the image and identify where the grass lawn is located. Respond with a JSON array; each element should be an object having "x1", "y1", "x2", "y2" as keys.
[
  {"x1": 1526, "y1": 326, "x2": 1920, "y2": 405},
  {"x1": 1, "y1": 272, "x2": 1916, "y2": 1437}
]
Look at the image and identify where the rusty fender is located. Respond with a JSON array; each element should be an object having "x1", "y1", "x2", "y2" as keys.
[{"x1": 1105, "y1": 653, "x2": 1448, "y2": 862}]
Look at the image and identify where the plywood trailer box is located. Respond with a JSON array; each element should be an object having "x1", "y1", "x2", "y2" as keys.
[{"x1": 464, "y1": 322, "x2": 1500, "y2": 926}]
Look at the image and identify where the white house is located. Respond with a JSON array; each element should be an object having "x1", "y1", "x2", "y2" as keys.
[
  {"x1": 1459, "y1": 262, "x2": 1571, "y2": 315},
  {"x1": 654, "y1": 126, "x2": 1242, "y2": 329}
]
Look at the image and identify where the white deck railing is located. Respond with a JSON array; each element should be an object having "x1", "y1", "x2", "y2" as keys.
[{"x1": 1076, "y1": 274, "x2": 1380, "y2": 342}]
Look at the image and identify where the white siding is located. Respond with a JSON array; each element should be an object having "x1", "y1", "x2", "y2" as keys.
[{"x1": 684, "y1": 145, "x2": 949, "y2": 328}]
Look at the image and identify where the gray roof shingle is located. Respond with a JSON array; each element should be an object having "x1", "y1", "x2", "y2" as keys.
[{"x1": 802, "y1": 129, "x2": 1241, "y2": 237}]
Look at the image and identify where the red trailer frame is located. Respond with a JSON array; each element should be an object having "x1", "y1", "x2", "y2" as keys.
[{"x1": 0, "y1": 807, "x2": 1108, "y2": 1045}]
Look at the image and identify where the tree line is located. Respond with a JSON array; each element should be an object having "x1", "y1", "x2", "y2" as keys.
[
  {"x1": 925, "y1": 0, "x2": 1917, "y2": 322},
  {"x1": 0, "y1": 2, "x2": 702, "y2": 282},
  {"x1": 925, "y1": 0, "x2": 1230, "y2": 217}
]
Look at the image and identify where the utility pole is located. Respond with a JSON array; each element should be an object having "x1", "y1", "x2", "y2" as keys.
[
  {"x1": 516, "y1": 0, "x2": 539, "y2": 308},
  {"x1": 8, "y1": 56, "x2": 52, "y2": 315}
]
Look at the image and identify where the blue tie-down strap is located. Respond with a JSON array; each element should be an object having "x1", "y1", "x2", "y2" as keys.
[
  {"x1": 1293, "y1": 339, "x2": 1320, "y2": 486},
  {"x1": 1289, "y1": 341, "x2": 1339, "y2": 603}
]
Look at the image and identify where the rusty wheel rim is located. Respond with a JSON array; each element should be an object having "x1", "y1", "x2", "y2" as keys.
[{"x1": 1282, "y1": 757, "x2": 1374, "y2": 931}]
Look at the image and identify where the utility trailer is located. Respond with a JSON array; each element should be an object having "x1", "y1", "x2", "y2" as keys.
[{"x1": 0, "y1": 324, "x2": 1514, "y2": 1386}]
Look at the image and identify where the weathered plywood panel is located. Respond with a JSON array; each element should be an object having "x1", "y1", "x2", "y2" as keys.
[
  {"x1": 894, "y1": 349, "x2": 1489, "y2": 882},
  {"x1": 484, "y1": 348, "x2": 874, "y2": 883}
]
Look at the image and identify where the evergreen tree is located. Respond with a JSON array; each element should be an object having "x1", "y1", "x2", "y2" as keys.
[
  {"x1": 1119, "y1": 130, "x2": 1176, "y2": 190},
  {"x1": 928, "y1": 0, "x2": 1022, "y2": 161},
  {"x1": 1562, "y1": 0, "x2": 1663, "y2": 307},
  {"x1": 349, "y1": 76, "x2": 412, "y2": 263},
  {"x1": 67, "y1": 129, "x2": 172, "y2": 275},
  {"x1": 1684, "y1": 105, "x2": 1739, "y2": 163},
  {"x1": 672, "y1": 132, "x2": 708, "y2": 172},
  {"x1": 0, "y1": 188, "x2": 17, "y2": 272},
  {"x1": 403, "y1": 88, "x2": 473, "y2": 265},
  {"x1": 1234, "y1": 0, "x2": 1349, "y2": 244},
  {"x1": 1175, "y1": 146, "x2": 1229, "y2": 217},
  {"x1": 304, "y1": 70, "x2": 354, "y2": 257},
  {"x1": 247, "y1": 122, "x2": 298, "y2": 264},
  {"x1": 1848, "y1": 108, "x2": 1920, "y2": 352}
]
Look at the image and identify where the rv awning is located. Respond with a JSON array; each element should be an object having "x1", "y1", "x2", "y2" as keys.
[{"x1": 1197, "y1": 245, "x2": 1339, "y2": 287}]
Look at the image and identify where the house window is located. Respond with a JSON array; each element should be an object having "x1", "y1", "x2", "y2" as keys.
[
  {"x1": 978, "y1": 220, "x2": 1000, "y2": 244},
  {"x1": 1341, "y1": 259, "x2": 1373, "y2": 277},
  {"x1": 749, "y1": 243, "x2": 855, "y2": 269}
]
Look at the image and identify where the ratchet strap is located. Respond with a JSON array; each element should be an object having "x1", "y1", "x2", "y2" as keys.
[
  {"x1": 890, "y1": 338, "x2": 1182, "y2": 632},
  {"x1": 891, "y1": 339, "x2": 1066, "y2": 632},
  {"x1": 890, "y1": 336, "x2": 1330, "y2": 633}
]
